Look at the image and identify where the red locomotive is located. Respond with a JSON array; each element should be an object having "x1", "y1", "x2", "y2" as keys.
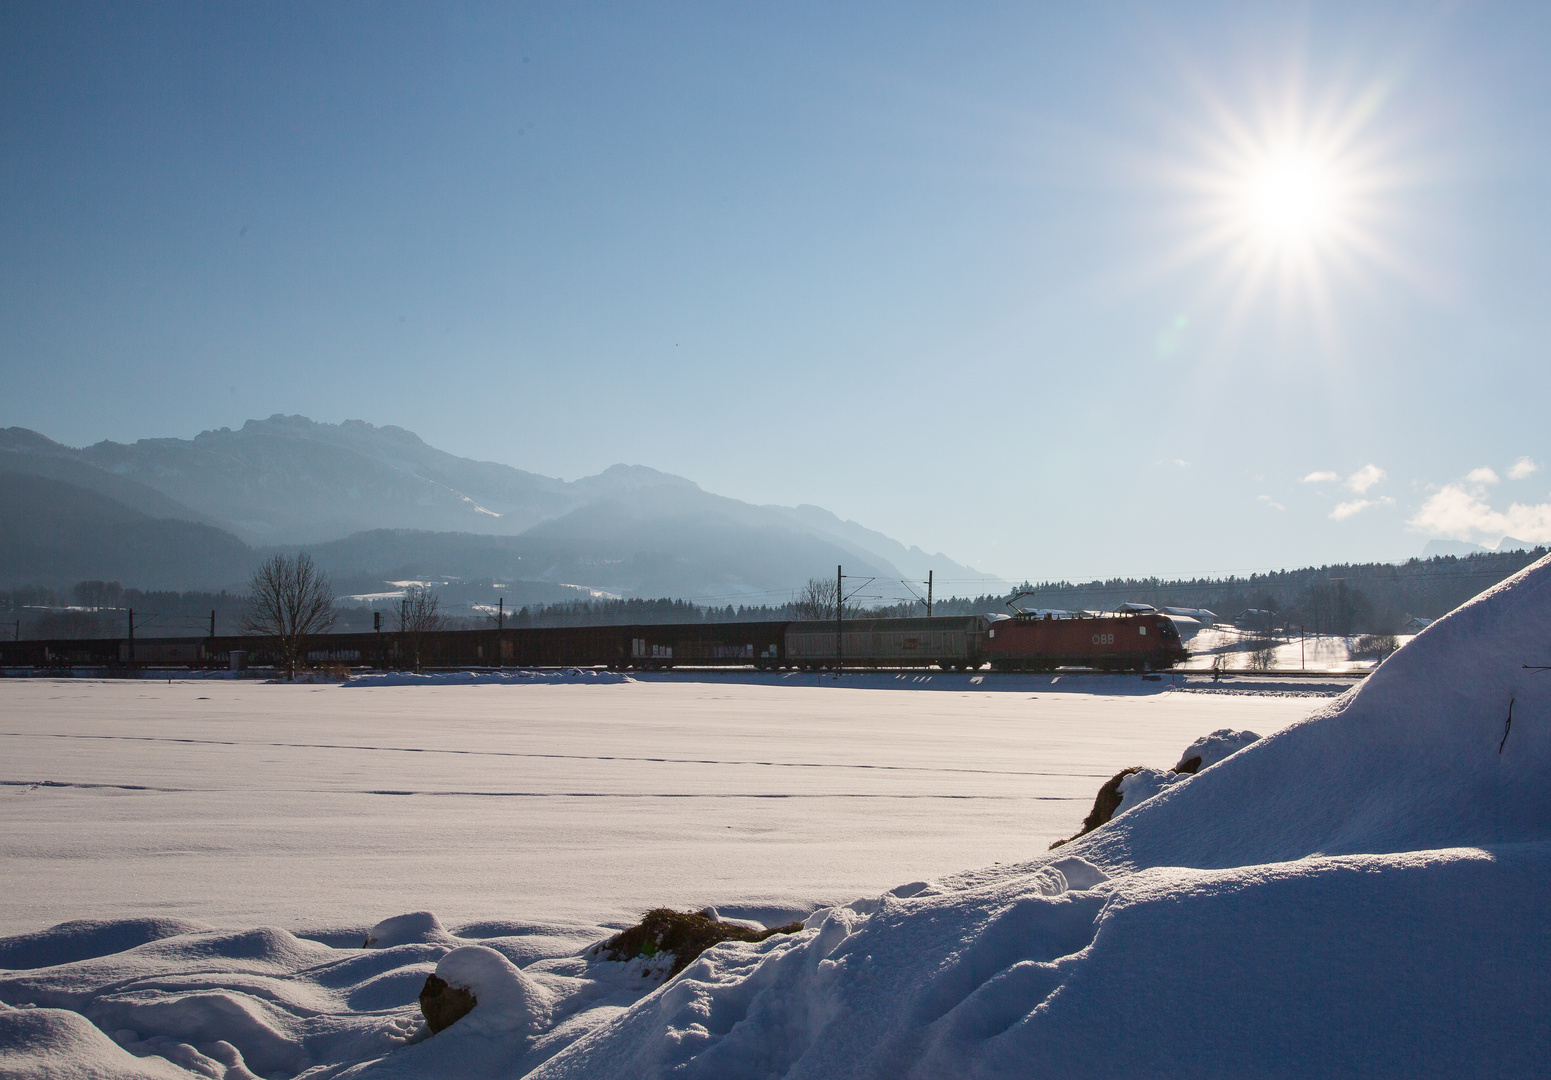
[{"x1": 986, "y1": 610, "x2": 1186, "y2": 672}]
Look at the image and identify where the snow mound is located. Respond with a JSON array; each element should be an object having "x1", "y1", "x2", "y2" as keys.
[
  {"x1": 433, "y1": 946, "x2": 555, "y2": 1037},
  {"x1": 0, "y1": 918, "x2": 214, "y2": 971},
  {"x1": 364, "y1": 912, "x2": 457, "y2": 949},
  {"x1": 0, "y1": 1004, "x2": 201, "y2": 1079},
  {"x1": 1113, "y1": 766, "x2": 1178, "y2": 815},
  {"x1": 1172, "y1": 728, "x2": 1260, "y2": 772},
  {"x1": 344, "y1": 669, "x2": 630, "y2": 688},
  {"x1": 0, "y1": 914, "x2": 632, "y2": 1079}
]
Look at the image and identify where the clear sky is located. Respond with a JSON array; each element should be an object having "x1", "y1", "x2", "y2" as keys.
[{"x1": 3, "y1": 1, "x2": 1548, "y2": 583}]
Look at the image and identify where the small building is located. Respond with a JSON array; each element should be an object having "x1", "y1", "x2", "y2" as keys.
[
  {"x1": 1116, "y1": 602, "x2": 1157, "y2": 614},
  {"x1": 1163, "y1": 606, "x2": 1217, "y2": 625},
  {"x1": 1235, "y1": 608, "x2": 1277, "y2": 631},
  {"x1": 1401, "y1": 616, "x2": 1434, "y2": 634}
]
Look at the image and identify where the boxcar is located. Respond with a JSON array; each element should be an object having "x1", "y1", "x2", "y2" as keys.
[
  {"x1": 622, "y1": 621, "x2": 787, "y2": 670},
  {"x1": 784, "y1": 616, "x2": 988, "y2": 671},
  {"x1": 986, "y1": 612, "x2": 1186, "y2": 672}
]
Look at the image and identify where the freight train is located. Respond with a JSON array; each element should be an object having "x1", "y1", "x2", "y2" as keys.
[{"x1": 0, "y1": 612, "x2": 1188, "y2": 673}]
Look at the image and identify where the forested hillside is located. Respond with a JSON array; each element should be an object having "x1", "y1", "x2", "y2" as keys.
[{"x1": 926, "y1": 548, "x2": 1549, "y2": 634}]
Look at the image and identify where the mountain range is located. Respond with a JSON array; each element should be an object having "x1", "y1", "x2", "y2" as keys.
[{"x1": 0, "y1": 416, "x2": 995, "y2": 600}]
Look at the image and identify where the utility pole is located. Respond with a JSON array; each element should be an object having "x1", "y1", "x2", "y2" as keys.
[
  {"x1": 927, "y1": 571, "x2": 933, "y2": 617},
  {"x1": 496, "y1": 597, "x2": 504, "y2": 667},
  {"x1": 836, "y1": 564, "x2": 843, "y2": 677},
  {"x1": 128, "y1": 608, "x2": 135, "y2": 665},
  {"x1": 209, "y1": 609, "x2": 216, "y2": 639},
  {"x1": 1301, "y1": 625, "x2": 1305, "y2": 672},
  {"x1": 401, "y1": 597, "x2": 408, "y2": 671}
]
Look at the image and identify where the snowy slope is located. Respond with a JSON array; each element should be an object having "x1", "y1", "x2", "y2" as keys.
[{"x1": 1079, "y1": 552, "x2": 1550, "y2": 869}]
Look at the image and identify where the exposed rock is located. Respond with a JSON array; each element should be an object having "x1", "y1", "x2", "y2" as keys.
[{"x1": 419, "y1": 973, "x2": 476, "y2": 1034}]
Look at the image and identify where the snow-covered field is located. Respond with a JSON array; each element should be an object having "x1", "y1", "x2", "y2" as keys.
[
  {"x1": 3, "y1": 552, "x2": 1547, "y2": 1080},
  {"x1": 1177, "y1": 626, "x2": 1407, "y2": 672},
  {"x1": 0, "y1": 672, "x2": 1319, "y2": 937}
]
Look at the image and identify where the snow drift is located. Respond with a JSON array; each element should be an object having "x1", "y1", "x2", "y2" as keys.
[{"x1": 2, "y1": 554, "x2": 1548, "y2": 1077}]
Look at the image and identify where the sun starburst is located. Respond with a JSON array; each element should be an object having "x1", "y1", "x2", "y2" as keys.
[{"x1": 1146, "y1": 65, "x2": 1419, "y2": 346}]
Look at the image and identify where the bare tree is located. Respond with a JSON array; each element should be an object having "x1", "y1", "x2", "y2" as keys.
[
  {"x1": 397, "y1": 585, "x2": 447, "y2": 671},
  {"x1": 243, "y1": 552, "x2": 336, "y2": 679},
  {"x1": 791, "y1": 577, "x2": 838, "y2": 620},
  {"x1": 1247, "y1": 631, "x2": 1277, "y2": 672},
  {"x1": 1351, "y1": 633, "x2": 1399, "y2": 662}
]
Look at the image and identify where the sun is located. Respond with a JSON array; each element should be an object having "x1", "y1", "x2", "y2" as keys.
[
  {"x1": 1157, "y1": 91, "x2": 1404, "y2": 333},
  {"x1": 1240, "y1": 154, "x2": 1339, "y2": 243}
]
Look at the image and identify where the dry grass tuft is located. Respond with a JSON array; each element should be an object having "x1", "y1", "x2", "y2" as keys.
[
  {"x1": 597, "y1": 909, "x2": 805, "y2": 977},
  {"x1": 1049, "y1": 766, "x2": 1143, "y2": 849}
]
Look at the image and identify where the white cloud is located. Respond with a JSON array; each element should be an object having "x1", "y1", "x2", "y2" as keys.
[
  {"x1": 1408, "y1": 475, "x2": 1551, "y2": 543},
  {"x1": 1301, "y1": 471, "x2": 1339, "y2": 484},
  {"x1": 1329, "y1": 495, "x2": 1396, "y2": 522},
  {"x1": 1174, "y1": 458, "x2": 1188, "y2": 467},
  {"x1": 1257, "y1": 495, "x2": 1285, "y2": 511},
  {"x1": 1508, "y1": 457, "x2": 1540, "y2": 481},
  {"x1": 1346, "y1": 464, "x2": 1385, "y2": 494}
]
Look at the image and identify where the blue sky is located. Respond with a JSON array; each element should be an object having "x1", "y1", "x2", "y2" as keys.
[{"x1": 3, "y1": 1, "x2": 1548, "y2": 583}]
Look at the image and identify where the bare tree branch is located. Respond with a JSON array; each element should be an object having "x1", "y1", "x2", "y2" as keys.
[
  {"x1": 242, "y1": 552, "x2": 336, "y2": 679},
  {"x1": 397, "y1": 585, "x2": 446, "y2": 671},
  {"x1": 791, "y1": 577, "x2": 838, "y2": 621}
]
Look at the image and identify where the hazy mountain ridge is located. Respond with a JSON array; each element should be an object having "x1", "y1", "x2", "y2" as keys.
[
  {"x1": 0, "y1": 429, "x2": 218, "y2": 525},
  {"x1": 0, "y1": 472, "x2": 254, "y2": 590},
  {"x1": 0, "y1": 417, "x2": 998, "y2": 596},
  {"x1": 73, "y1": 416, "x2": 579, "y2": 543},
  {"x1": 772, "y1": 503, "x2": 981, "y2": 584}
]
